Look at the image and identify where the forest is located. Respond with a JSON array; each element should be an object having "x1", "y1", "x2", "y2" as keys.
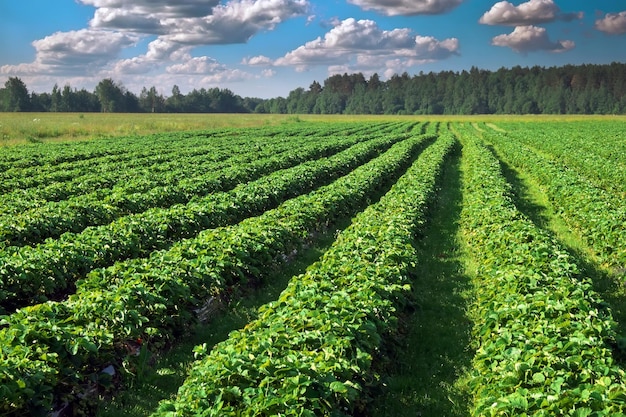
[{"x1": 1, "y1": 62, "x2": 625, "y2": 115}]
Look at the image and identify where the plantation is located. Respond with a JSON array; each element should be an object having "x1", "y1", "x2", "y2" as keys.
[{"x1": 0, "y1": 116, "x2": 625, "y2": 416}]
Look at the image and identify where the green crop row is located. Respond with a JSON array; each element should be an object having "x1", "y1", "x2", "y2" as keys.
[
  {"x1": 0, "y1": 124, "x2": 286, "y2": 171},
  {"x1": 490, "y1": 122, "x2": 626, "y2": 197},
  {"x1": 0, "y1": 129, "x2": 409, "y2": 312},
  {"x1": 0, "y1": 132, "x2": 229, "y2": 190},
  {"x1": 0, "y1": 135, "x2": 272, "y2": 213},
  {"x1": 0, "y1": 121, "x2": 385, "y2": 176},
  {"x1": 0, "y1": 131, "x2": 430, "y2": 414},
  {"x1": 497, "y1": 121, "x2": 626, "y2": 173},
  {"x1": 0, "y1": 130, "x2": 355, "y2": 247},
  {"x1": 153, "y1": 131, "x2": 456, "y2": 417},
  {"x1": 0, "y1": 121, "x2": 387, "y2": 193},
  {"x1": 0, "y1": 120, "x2": 382, "y2": 199},
  {"x1": 481, "y1": 128, "x2": 626, "y2": 273},
  {"x1": 457, "y1": 124, "x2": 626, "y2": 416}
]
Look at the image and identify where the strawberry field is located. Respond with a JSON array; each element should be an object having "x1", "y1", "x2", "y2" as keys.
[{"x1": 1, "y1": 118, "x2": 625, "y2": 416}]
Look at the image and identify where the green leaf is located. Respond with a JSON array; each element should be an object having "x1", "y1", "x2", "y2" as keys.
[
  {"x1": 330, "y1": 381, "x2": 348, "y2": 394},
  {"x1": 532, "y1": 372, "x2": 545, "y2": 384}
]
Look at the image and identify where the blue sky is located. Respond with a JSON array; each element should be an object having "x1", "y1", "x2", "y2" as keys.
[{"x1": 1, "y1": 0, "x2": 625, "y2": 98}]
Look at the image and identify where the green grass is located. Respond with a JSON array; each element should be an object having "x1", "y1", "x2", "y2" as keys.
[{"x1": 366, "y1": 145, "x2": 474, "y2": 417}]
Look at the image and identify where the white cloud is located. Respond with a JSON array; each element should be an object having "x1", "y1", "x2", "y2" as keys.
[
  {"x1": 85, "y1": 0, "x2": 308, "y2": 45},
  {"x1": 491, "y1": 25, "x2": 575, "y2": 53},
  {"x1": 347, "y1": 0, "x2": 463, "y2": 16},
  {"x1": 167, "y1": 56, "x2": 225, "y2": 74},
  {"x1": 200, "y1": 69, "x2": 255, "y2": 84},
  {"x1": 479, "y1": 0, "x2": 582, "y2": 26},
  {"x1": 0, "y1": 29, "x2": 137, "y2": 75},
  {"x1": 595, "y1": 11, "x2": 626, "y2": 35},
  {"x1": 274, "y1": 18, "x2": 458, "y2": 76},
  {"x1": 261, "y1": 68, "x2": 276, "y2": 77},
  {"x1": 242, "y1": 55, "x2": 273, "y2": 66},
  {"x1": 84, "y1": 0, "x2": 219, "y2": 33},
  {"x1": 110, "y1": 39, "x2": 190, "y2": 75}
]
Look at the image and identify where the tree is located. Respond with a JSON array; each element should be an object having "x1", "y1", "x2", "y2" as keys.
[
  {"x1": 166, "y1": 85, "x2": 183, "y2": 112},
  {"x1": 139, "y1": 86, "x2": 164, "y2": 113},
  {"x1": 50, "y1": 84, "x2": 62, "y2": 112},
  {"x1": 3, "y1": 77, "x2": 30, "y2": 111},
  {"x1": 61, "y1": 84, "x2": 75, "y2": 112},
  {"x1": 95, "y1": 78, "x2": 125, "y2": 112}
]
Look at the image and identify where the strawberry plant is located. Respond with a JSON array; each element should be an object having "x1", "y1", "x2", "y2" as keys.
[{"x1": 457, "y1": 124, "x2": 626, "y2": 416}]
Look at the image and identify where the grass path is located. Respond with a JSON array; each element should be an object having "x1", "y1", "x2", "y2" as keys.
[{"x1": 366, "y1": 146, "x2": 474, "y2": 417}]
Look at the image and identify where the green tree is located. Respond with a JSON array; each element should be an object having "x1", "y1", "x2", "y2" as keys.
[
  {"x1": 3, "y1": 77, "x2": 31, "y2": 111},
  {"x1": 50, "y1": 84, "x2": 62, "y2": 112},
  {"x1": 140, "y1": 86, "x2": 164, "y2": 113},
  {"x1": 95, "y1": 78, "x2": 124, "y2": 112},
  {"x1": 166, "y1": 85, "x2": 183, "y2": 112}
]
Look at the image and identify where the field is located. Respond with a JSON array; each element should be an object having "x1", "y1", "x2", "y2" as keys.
[{"x1": 0, "y1": 114, "x2": 625, "y2": 416}]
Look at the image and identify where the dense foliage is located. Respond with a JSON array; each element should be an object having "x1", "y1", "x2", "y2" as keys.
[
  {"x1": 154, "y1": 130, "x2": 456, "y2": 417},
  {"x1": 2, "y1": 62, "x2": 626, "y2": 114},
  {"x1": 1, "y1": 120, "x2": 625, "y2": 416},
  {"x1": 0, "y1": 122, "x2": 430, "y2": 414},
  {"x1": 457, "y1": 123, "x2": 626, "y2": 416}
]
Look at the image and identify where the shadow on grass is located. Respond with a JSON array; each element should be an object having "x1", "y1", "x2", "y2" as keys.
[
  {"x1": 365, "y1": 148, "x2": 474, "y2": 417},
  {"x1": 491, "y1": 145, "x2": 626, "y2": 368}
]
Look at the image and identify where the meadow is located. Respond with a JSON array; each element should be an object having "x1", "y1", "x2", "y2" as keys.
[{"x1": 0, "y1": 113, "x2": 625, "y2": 416}]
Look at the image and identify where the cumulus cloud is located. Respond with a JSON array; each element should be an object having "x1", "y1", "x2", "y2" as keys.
[
  {"x1": 110, "y1": 39, "x2": 189, "y2": 74},
  {"x1": 173, "y1": 0, "x2": 307, "y2": 45},
  {"x1": 242, "y1": 55, "x2": 273, "y2": 66},
  {"x1": 3, "y1": 0, "x2": 306, "y2": 89},
  {"x1": 261, "y1": 68, "x2": 276, "y2": 77},
  {"x1": 491, "y1": 25, "x2": 575, "y2": 53},
  {"x1": 83, "y1": 0, "x2": 219, "y2": 32},
  {"x1": 595, "y1": 11, "x2": 626, "y2": 35},
  {"x1": 166, "y1": 56, "x2": 225, "y2": 74},
  {"x1": 347, "y1": 0, "x2": 464, "y2": 16},
  {"x1": 0, "y1": 29, "x2": 137, "y2": 75},
  {"x1": 85, "y1": 0, "x2": 308, "y2": 45},
  {"x1": 479, "y1": 0, "x2": 582, "y2": 26},
  {"x1": 274, "y1": 18, "x2": 458, "y2": 75},
  {"x1": 200, "y1": 69, "x2": 255, "y2": 84}
]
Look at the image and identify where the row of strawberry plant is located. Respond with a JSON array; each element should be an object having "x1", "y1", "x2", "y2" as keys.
[
  {"x1": 0, "y1": 123, "x2": 291, "y2": 171},
  {"x1": 0, "y1": 121, "x2": 377, "y2": 196},
  {"x1": 489, "y1": 122, "x2": 626, "y2": 196},
  {"x1": 0, "y1": 137, "x2": 295, "y2": 219},
  {"x1": 457, "y1": 124, "x2": 626, "y2": 416},
  {"x1": 153, "y1": 130, "x2": 456, "y2": 417},
  {"x1": 0, "y1": 122, "x2": 406, "y2": 216},
  {"x1": 0, "y1": 130, "x2": 410, "y2": 312},
  {"x1": 0, "y1": 121, "x2": 378, "y2": 195},
  {"x1": 0, "y1": 132, "x2": 269, "y2": 205},
  {"x1": 0, "y1": 130, "x2": 431, "y2": 415},
  {"x1": 497, "y1": 121, "x2": 626, "y2": 169},
  {"x1": 0, "y1": 129, "x2": 234, "y2": 187},
  {"x1": 482, "y1": 127, "x2": 626, "y2": 273},
  {"x1": 0, "y1": 130, "x2": 351, "y2": 247},
  {"x1": 0, "y1": 121, "x2": 384, "y2": 179}
]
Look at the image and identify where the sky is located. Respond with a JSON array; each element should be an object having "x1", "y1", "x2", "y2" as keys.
[{"x1": 1, "y1": 0, "x2": 625, "y2": 99}]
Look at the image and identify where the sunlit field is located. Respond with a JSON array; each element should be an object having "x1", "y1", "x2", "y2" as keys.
[{"x1": 1, "y1": 114, "x2": 626, "y2": 416}]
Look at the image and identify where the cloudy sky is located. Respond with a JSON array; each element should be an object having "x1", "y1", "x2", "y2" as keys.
[{"x1": 1, "y1": 0, "x2": 625, "y2": 98}]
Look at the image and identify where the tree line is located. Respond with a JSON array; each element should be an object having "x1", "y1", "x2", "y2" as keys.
[{"x1": 2, "y1": 62, "x2": 625, "y2": 114}]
